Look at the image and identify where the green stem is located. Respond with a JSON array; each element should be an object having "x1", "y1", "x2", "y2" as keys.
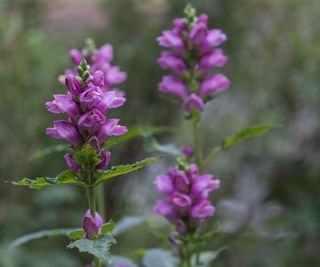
[
  {"x1": 193, "y1": 121, "x2": 203, "y2": 172},
  {"x1": 87, "y1": 185, "x2": 101, "y2": 267}
]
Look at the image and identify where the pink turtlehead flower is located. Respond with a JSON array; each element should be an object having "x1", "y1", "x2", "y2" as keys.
[
  {"x1": 200, "y1": 74, "x2": 231, "y2": 96},
  {"x1": 159, "y1": 75, "x2": 188, "y2": 98},
  {"x1": 82, "y1": 210, "x2": 103, "y2": 239},
  {"x1": 153, "y1": 162, "x2": 219, "y2": 233},
  {"x1": 47, "y1": 44, "x2": 127, "y2": 172},
  {"x1": 157, "y1": 9, "x2": 230, "y2": 111}
]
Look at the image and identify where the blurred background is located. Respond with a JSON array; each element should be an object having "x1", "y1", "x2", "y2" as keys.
[{"x1": 0, "y1": 0, "x2": 319, "y2": 266}]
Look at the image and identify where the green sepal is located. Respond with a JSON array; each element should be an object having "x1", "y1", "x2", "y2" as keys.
[
  {"x1": 74, "y1": 144, "x2": 101, "y2": 172},
  {"x1": 12, "y1": 170, "x2": 86, "y2": 190},
  {"x1": 93, "y1": 157, "x2": 158, "y2": 187},
  {"x1": 67, "y1": 234, "x2": 116, "y2": 264}
]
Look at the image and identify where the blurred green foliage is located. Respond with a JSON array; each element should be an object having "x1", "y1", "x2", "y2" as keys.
[{"x1": 0, "y1": 0, "x2": 320, "y2": 266}]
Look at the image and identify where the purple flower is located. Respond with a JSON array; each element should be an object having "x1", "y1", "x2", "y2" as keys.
[
  {"x1": 199, "y1": 49, "x2": 228, "y2": 71},
  {"x1": 82, "y1": 210, "x2": 103, "y2": 239},
  {"x1": 154, "y1": 175, "x2": 174, "y2": 196},
  {"x1": 158, "y1": 52, "x2": 187, "y2": 73},
  {"x1": 95, "y1": 44, "x2": 113, "y2": 63},
  {"x1": 105, "y1": 66, "x2": 127, "y2": 85},
  {"x1": 200, "y1": 74, "x2": 231, "y2": 97},
  {"x1": 95, "y1": 150, "x2": 111, "y2": 170},
  {"x1": 170, "y1": 192, "x2": 192, "y2": 208},
  {"x1": 46, "y1": 120, "x2": 82, "y2": 147},
  {"x1": 65, "y1": 75, "x2": 82, "y2": 96},
  {"x1": 80, "y1": 86, "x2": 104, "y2": 109},
  {"x1": 78, "y1": 109, "x2": 106, "y2": 134},
  {"x1": 173, "y1": 18, "x2": 185, "y2": 33},
  {"x1": 158, "y1": 76, "x2": 188, "y2": 98},
  {"x1": 190, "y1": 200, "x2": 215, "y2": 219},
  {"x1": 157, "y1": 30, "x2": 184, "y2": 50},
  {"x1": 96, "y1": 119, "x2": 128, "y2": 145},
  {"x1": 64, "y1": 153, "x2": 81, "y2": 172},
  {"x1": 183, "y1": 93, "x2": 204, "y2": 112},
  {"x1": 191, "y1": 174, "x2": 220, "y2": 199},
  {"x1": 156, "y1": 10, "x2": 229, "y2": 112},
  {"x1": 46, "y1": 94, "x2": 81, "y2": 120},
  {"x1": 92, "y1": 70, "x2": 105, "y2": 87},
  {"x1": 200, "y1": 29, "x2": 227, "y2": 52},
  {"x1": 70, "y1": 49, "x2": 83, "y2": 65},
  {"x1": 168, "y1": 167, "x2": 189, "y2": 191},
  {"x1": 189, "y1": 22, "x2": 208, "y2": 45},
  {"x1": 96, "y1": 91, "x2": 126, "y2": 113},
  {"x1": 154, "y1": 200, "x2": 177, "y2": 221},
  {"x1": 181, "y1": 146, "x2": 194, "y2": 158}
]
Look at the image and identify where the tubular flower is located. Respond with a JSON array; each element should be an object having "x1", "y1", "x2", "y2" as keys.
[
  {"x1": 46, "y1": 59, "x2": 127, "y2": 172},
  {"x1": 67, "y1": 41, "x2": 127, "y2": 94},
  {"x1": 153, "y1": 157, "x2": 220, "y2": 234},
  {"x1": 82, "y1": 209, "x2": 103, "y2": 239},
  {"x1": 156, "y1": 5, "x2": 230, "y2": 113}
]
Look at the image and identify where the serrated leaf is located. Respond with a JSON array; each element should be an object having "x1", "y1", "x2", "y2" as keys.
[
  {"x1": 11, "y1": 228, "x2": 81, "y2": 248},
  {"x1": 105, "y1": 126, "x2": 173, "y2": 149},
  {"x1": 67, "y1": 234, "x2": 116, "y2": 264},
  {"x1": 222, "y1": 123, "x2": 281, "y2": 149},
  {"x1": 94, "y1": 157, "x2": 158, "y2": 186},
  {"x1": 101, "y1": 221, "x2": 115, "y2": 235},
  {"x1": 191, "y1": 248, "x2": 226, "y2": 267},
  {"x1": 109, "y1": 256, "x2": 138, "y2": 267},
  {"x1": 143, "y1": 249, "x2": 179, "y2": 267},
  {"x1": 12, "y1": 170, "x2": 86, "y2": 189},
  {"x1": 113, "y1": 216, "x2": 144, "y2": 236}
]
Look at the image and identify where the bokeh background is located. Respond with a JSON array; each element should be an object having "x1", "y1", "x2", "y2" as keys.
[{"x1": 1, "y1": 0, "x2": 319, "y2": 266}]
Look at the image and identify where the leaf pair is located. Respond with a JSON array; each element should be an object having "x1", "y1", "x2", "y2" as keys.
[{"x1": 13, "y1": 157, "x2": 158, "y2": 190}]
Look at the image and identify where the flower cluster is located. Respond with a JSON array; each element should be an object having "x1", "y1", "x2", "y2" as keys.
[
  {"x1": 67, "y1": 40, "x2": 127, "y2": 95},
  {"x1": 157, "y1": 5, "x2": 231, "y2": 113},
  {"x1": 153, "y1": 160, "x2": 220, "y2": 234},
  {"x1": 46, "y1": 59, "x2": 127, "y2": 172}
]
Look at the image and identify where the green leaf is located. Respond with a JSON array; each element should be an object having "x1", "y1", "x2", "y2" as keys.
[
  {"x1": 11, "y1": 228, "x2": 81, "y2": 248},
  {"x1": 204, "y1": 123, "x2": 281, "y2": 165},
  {"x1": 113, "y1": 216, "x2": 144, "y2": 236},
  {"x1": 143, "y1": 249, "x2": 179, "y2": 267},
  {"x1": 67, "y1": 234, "x2": 116, "y2": 264},
  {"x1": 101, "y1": 221, "x2": 115, "y2": 235},
  {"x1": 105, "y1": 126, "x2": 173, "y2": 149},
  {"x1": 109, "y1": 256, "x2": 138, "y2": 267},
  {"x1": 94, "y1": 157, "x2": 158, "y2": 187},
  {"x1": 222, "y1": 123, "x2": 281, "y2": 149},
  {"x1": 12, "y1": 170, "x2": 86, "y2": 189},
  {"x1": 191, "y1": 248, "x2": 226, "y2": 267},
  {"x1": 67, "y1": 229, "x2": 84, "y2": 240},
  {"x1": 143, "y1": 137, "x2": 181, "y2": 156}
]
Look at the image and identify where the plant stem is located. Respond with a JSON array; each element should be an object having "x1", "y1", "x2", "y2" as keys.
[
  {"x1": 87, "y1": 185, "x2": 101, "y2": 267},
  {"x1": 193, "y1": 121, "x2": 203, "y2": 173}
]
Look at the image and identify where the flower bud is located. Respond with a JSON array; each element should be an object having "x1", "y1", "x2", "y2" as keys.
[{"x1": 82, "y1": 210, "x2": 103, "y2": 239}]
